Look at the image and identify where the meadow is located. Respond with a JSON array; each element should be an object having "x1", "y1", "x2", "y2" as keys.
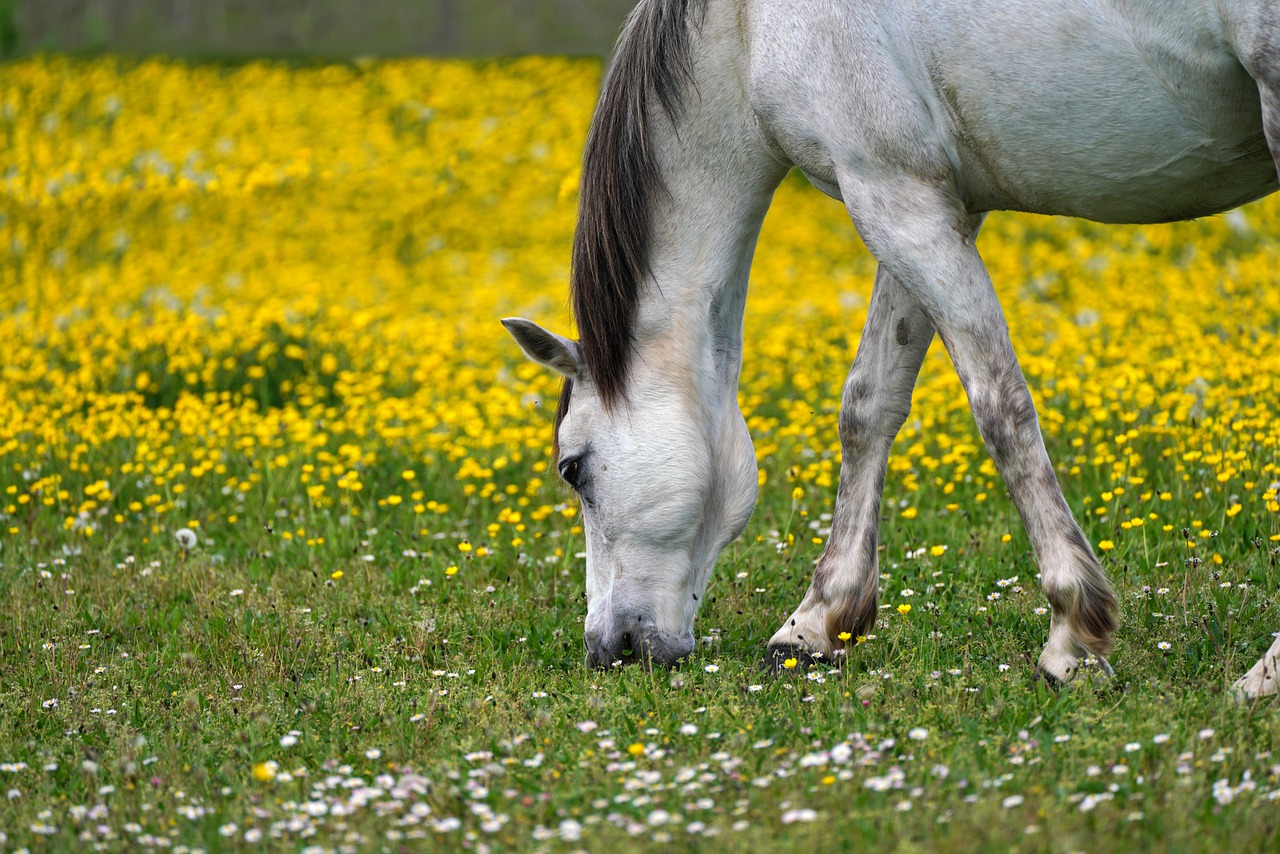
[{"x1": 1, "y1": 54, "x2": 1279, "y2": 851}]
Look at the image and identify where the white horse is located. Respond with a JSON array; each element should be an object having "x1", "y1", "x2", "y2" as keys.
[{"x1": 503, "y1": 0, "x2": 1280, "y2": 696}]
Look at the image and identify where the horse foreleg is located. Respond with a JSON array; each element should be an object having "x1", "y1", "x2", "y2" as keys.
[
  {"x1": 766, "y1": 266, "x2": 934, "y2": 665},
  {"x1": 840, "y1": 176, "x2": 1117, "y2": 684}
]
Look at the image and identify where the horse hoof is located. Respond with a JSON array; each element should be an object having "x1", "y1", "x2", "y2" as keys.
[
  {"x1": 1033, "y1": 666, "x2": 1064, "y2": 691},
  {"x1": 762, "y1": 644, "x2": 822, "y2": 673}
]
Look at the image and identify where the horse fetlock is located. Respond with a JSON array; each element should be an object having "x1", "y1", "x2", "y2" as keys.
[
  {"x1": 822, "y1": 583, "x2": 878, "y2": 643},
  {"x1": 1043, "y1": 571, "x2": 1118, "y2": 656}
]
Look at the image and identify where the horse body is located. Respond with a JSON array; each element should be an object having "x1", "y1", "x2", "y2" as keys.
[
  {"x1": 505, "y1": 0, "x2": 1280, "y2": 695},
  {"x1": 752, "y1": 0, "x2": 1277, "y2": 222}
]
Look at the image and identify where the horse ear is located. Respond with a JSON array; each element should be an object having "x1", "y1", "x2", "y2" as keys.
[{"x1": 502, "y1": 317, "x2": 583, "y2": 379}]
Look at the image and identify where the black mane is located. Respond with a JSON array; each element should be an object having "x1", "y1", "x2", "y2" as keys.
[{"x1": 568, "y1": 0, "x2": 707, "y2": 409}]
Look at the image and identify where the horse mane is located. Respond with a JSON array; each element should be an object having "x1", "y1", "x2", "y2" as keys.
[{"x1": 568, "y1": 0, "x2": 708, "y2": 411}]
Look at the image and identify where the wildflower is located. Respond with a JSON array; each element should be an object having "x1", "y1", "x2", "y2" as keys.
[
  {"x1": 897, "y1": 604, "x2": 911, "y2": 616},
  {"x1": 1098, "y1": 540, "x2": 1115, "y2": 551},
  {"x1": 252, "y1": 761, "x2": 277, "y2": 782},
  {"x1": 704, "y1": 664, "x2": 719, "y2": 673},
  {"x1": 174, "y1": 527, "x2": 197, "y2": 549},
  {"x1": 782, "y1": 657, "x2": 798, "y2": 669}
]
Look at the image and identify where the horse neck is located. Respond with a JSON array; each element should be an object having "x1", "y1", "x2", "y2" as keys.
[{"x1": 634, "y1": 65, "x2": 787, "y2": 407}]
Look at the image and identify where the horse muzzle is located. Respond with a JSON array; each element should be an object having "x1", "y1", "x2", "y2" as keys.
[{"x1": 585, "y1": 623, "x2": 695, "y2": 669}]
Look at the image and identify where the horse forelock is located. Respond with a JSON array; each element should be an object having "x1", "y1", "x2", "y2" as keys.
[{"x1": 571, "y1": 0, "x2": 707, "y2": 409}]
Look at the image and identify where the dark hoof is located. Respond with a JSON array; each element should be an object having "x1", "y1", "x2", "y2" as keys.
[
  {"x1": 762, "y1": 644, "x2": 823, "y2": 673},
  {"x1": 1033, "y1": 666, "x2": 1065, "y2": 691},
  {"x1": 1032, "y1": 663, "x2": 1124, "y2": 696}
]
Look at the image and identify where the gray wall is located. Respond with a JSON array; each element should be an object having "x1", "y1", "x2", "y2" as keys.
[{"x1": 12, "y1": 0, "x2": 638, "y2": 57}]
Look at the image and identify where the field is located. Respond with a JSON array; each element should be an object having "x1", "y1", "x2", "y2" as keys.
[{"x1": 1, "y1": 55, "x2": 1279, "y2": 851}]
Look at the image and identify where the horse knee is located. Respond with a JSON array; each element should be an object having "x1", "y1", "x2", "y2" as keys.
[{"x1": 966, "y1": 359, "x2": 1039, "y2": 468}]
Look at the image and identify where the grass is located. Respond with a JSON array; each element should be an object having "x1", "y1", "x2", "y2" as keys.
[
  {"x1": 3, "y1": 496, "x2": 1279, "y2": 850},
  {"x1": 1, "y1": 53, "x2": 1279, "y2": 851}
]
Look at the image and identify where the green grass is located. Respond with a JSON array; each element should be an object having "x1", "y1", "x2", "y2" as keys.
[{"x1": 2, "y1": 442, "x2": 1279, "y2": 850}]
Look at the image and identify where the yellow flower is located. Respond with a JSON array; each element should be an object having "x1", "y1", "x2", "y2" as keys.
[
  {"x1": 783, "y1": 657, "x2": 798, "y2": 669},
  {"x1": 897, "y1": 604, "x2": 912, "y2": 616},
  {"x1": 252, "y1": 761, "x2": 278, "y2": 782},
  {"x1": 445, "y1": 565, "x2": 458, "y2": 576},
  {"x1": 837, "y1": 631, "x2": 852, "y2": 642},
  {"x1": 1098, "y1": 540, "x2": 1115, "y2": 551},
  {"x1": 330, "y1": 570, "x2": 343, "y2": 579},
  {"x1": 627, "y1": 743, "x2": 645, "y2": 757}
]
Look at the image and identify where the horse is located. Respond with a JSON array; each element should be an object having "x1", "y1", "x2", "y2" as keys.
[{"x1": 503, "y1": 0, "x2": 1280, "y2": 697}]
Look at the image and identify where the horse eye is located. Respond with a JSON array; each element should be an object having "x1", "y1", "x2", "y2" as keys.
[{"x1": 559, "y1": 457, "x2": 584, "y2": 489}]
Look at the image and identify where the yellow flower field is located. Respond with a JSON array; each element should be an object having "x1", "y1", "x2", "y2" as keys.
[{"x1": 1, "y1": 54, "x2": 1278, "y2": 554}]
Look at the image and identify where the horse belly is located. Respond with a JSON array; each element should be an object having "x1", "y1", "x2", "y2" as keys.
[{"x1": 961, "y1": 109, "x2": 1279, "y2": 224}]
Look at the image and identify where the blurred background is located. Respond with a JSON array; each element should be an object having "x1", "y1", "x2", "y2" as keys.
[{"x1": 4, "y1": 0, "x2": 638, "y2": 58}]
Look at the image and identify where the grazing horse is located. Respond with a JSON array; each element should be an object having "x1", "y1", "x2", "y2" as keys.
[{"x1": 503, "y1": 0, "x2": 1280, "y2": 696}]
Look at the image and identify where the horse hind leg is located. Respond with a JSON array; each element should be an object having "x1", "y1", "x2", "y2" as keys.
[
  {"x1": 1230, "y1": 31, "x2": 1280, "y2": 699},
  {"x1": 766, "y1": 266, "x2": 934, "y2": 665},
  {"x1": 1232, "y1": 631, "x2": 1280, "y2": 700}
]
